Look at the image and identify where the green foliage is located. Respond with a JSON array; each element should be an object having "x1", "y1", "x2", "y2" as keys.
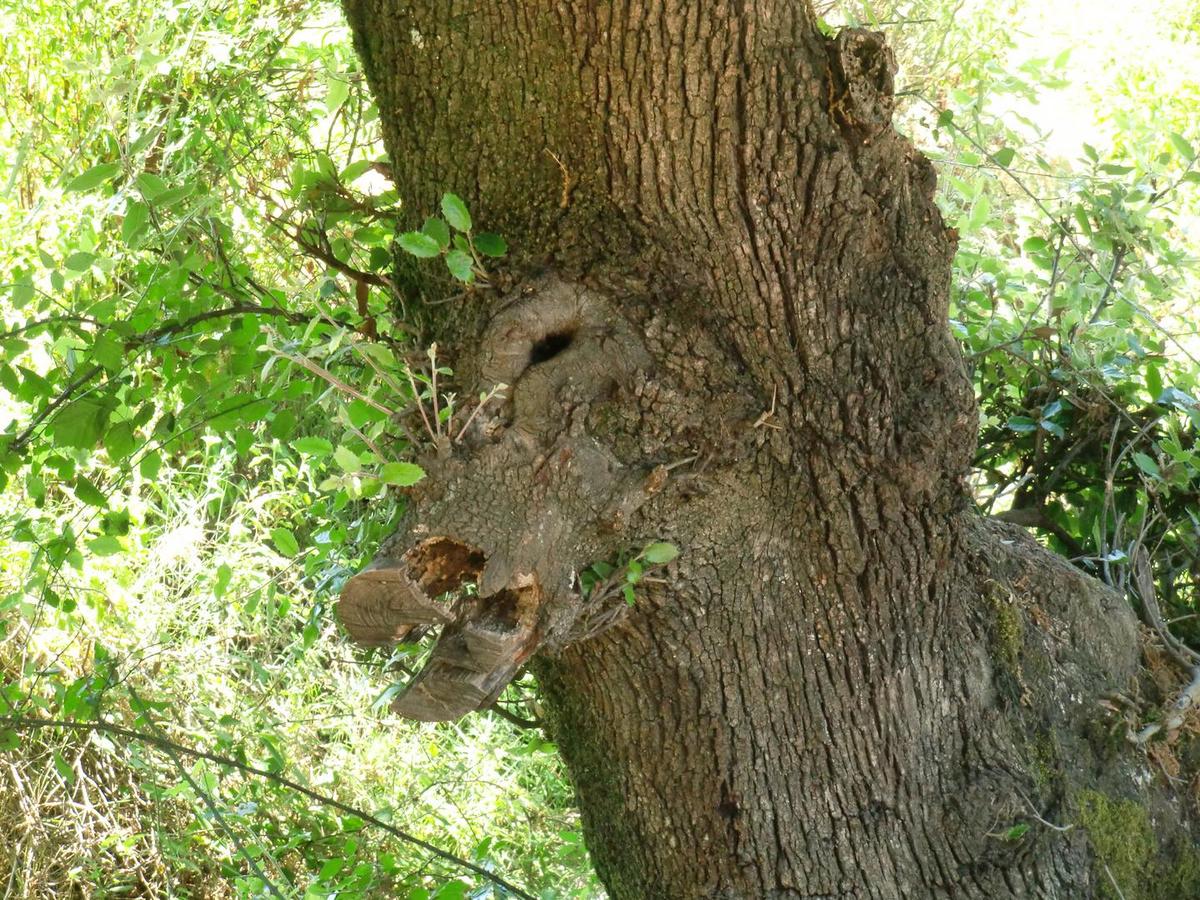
[
  {"x1": 832, "y1": 0, "x2": 1200, "y2": 635},
  {"x1": 0, "y1": 0, "x2": 594, "y2": 896},
  {"x1": 579, "y1": 542, "x2": 679, "y2": 607},
  {"x1": 398, "y1": 193, "x2": 506, "y2": 285}
]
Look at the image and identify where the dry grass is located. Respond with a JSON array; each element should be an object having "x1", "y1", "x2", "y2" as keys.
[{"x1": 0, "y1": 715, "x2": 231, "y2": 899}]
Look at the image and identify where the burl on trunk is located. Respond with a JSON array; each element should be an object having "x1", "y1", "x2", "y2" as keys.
[{"x1": 336, "y1": 2, "x2": 1200, "y2": 897}]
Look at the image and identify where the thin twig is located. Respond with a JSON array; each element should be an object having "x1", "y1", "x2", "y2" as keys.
[
  {"x1": 9, "y1": 364, "x2": 103, "y2": 455},
  {"x1": 274, "y1": 348, "x2": 397, "y2": 417},
  {"x1": 428, "y1": 344, "x2": 441, "y2": 438},
  {"x1": 454, "y1": 383, "x2": 508, "y2": 444},
  {"x1": 1104, "y1": 863, "x2": 1128, "y2": 900},
  {"x1": 125, "y1": 688, "x2": 287, "y2": 899},
  {"x1": 1014, "y1": 789, "x2": 1073, "y2": 833},
  {"x1": 0, "y1": 313, "x2": 101, "y2": 340},
  {"x1": 404, "y1": 367, "x2": 436, "y2": 442},
  {"x1": 266, "y1": 213, "x2": 393, "y2": 291}
]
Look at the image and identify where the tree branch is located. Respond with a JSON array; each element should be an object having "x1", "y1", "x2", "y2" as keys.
[
  {"x1": 9, "y1": 363, "x2": 103, "y2": 455},
  {"x1": 9, "y1": 302, "x2": 311, "y2": 455},
  {"x1": 267, "y1": 213, "x2": 393, "y2": 291}
]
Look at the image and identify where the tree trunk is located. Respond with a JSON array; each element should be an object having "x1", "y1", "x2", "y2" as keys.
[{"x1": 338, "y1": 2, "x2": 1200, "y2": 897}]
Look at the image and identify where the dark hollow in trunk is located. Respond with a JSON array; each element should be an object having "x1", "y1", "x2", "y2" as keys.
[{"x1": 336, "y1": 2, "x2": 1200, "y2": 896}]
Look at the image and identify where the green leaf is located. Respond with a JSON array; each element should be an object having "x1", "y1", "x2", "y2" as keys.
[
  {"x1": 73, "y1": 476, "x2": 108, "y2": 508},
  {"x1": 1022, "y1": 237, "x2": 1049, "y2": 253},
  {"x1": 965, "y1": 194, "x2": 991, "y2": 233},
  {"x1": 445, "y1": 249, "x2": 474, "y2": 283},
  {"x1": 88, "y1": 535, "x2": 123, "y2": 556},
  {"x1": 1145, "y1": 366, "x2": 1163, "y2": 402},
  {"x1": 271, "y1": 527, "x2": 300, "y2": 557},
  {"x1": 136, "y1": 171, "x2": 169, "y2": 199},
  {"x1": 325, "y1": 74, "x2": 349, "y2": 112},
  {"x1": 1003, "y1": 823, "x2": 1029, "y2": 841},
  {"x1": 139, "y1": 450, "x2": 162, "y2": 480},
  {"x1": 397, "y1": 231, "x2": 442, "y2": 258},
  {"x1": 214, "y1": 563, "x2": 233, "y2": 598},
  {"x1": 122, "y1": 201, "x2": 150, "y2": 246},
  {"x1": 1132, "y1": 452, "x2": 1160, "y2": 479},
  {"x1": 268, "y1": 409, "x2": 297, "y2": 441},
  {"x1": 293, "y1": 436, "x2": 333, "y2": 456},
  {"x1": 91, "y1": 333, "x2": 125, "y2": 371},
  {"x1": 472, "y1": 232, "x2": 507, "y2": 257},
  {"x1": 64, "y1": 251, "x2": 96, "y2": 272},
  {"x1": 302, "y1": 621, "x2": 319, "y2": 649},
  {"x1": 421, "y1": 217, "x2": 451, "y2": 250},
  {"x1": 440, "y1": 193, "x2": 472, "y2": 232},
  {"x1": 103, "y1": 422, "x2": 136, "y2": 461},
  {"x1": 340, "y1": 159, "x2": 373, "y2": 182},
  {"x1": 379, "y1": 461, "x2": 425, "y2": 486},
  {"x1": 53, "y1": 751, "x2": 76, "y2": 785},
  {"x1": 1006, "y1": 416, "x2": 1038, "y2": 434},
  {"x1": 640, "y1": 542, "x2": 679, "y2": 564},
  {"x1": 318, "y1": 857, "x2": 345, "y2": 881},
  {"x1": 991, "y1": 147, "x2": 1015, "y2": 167},
  {"x1": 1168, "y1": 132, "x2": 1196, "y2": 162},
  {"x1": 65, "y1": 162, "x2": 121, "y2": 193},
  {"x1": 10, "y1": 277, "x2": 34, "y2": 309},
  {"x1": 0, "y1": 730, "x2": 19, "y2": 752},
  {"x1": 1039, "y1": 419, "x2": 1064, "y2": 439},
  {"x1": 333, "y1": 445, "x2": 360, "y2": 473},
  {"x1": 53, "y1": 399, "x2": 111, "y2": 449}
]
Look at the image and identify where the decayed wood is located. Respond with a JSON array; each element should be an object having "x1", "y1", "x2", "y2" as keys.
[
  {"x1": 339, "y1": 537, "x2": 546, "y2": 719},
  {"x1": 338, "y1": 537, "x2": 484, "y2": 646},
  {"x1": 391, "y1": 577, "x2": 543, "y2": 721}
]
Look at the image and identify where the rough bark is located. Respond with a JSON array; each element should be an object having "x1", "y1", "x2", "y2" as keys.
[{"x1": 337, "y1": 2, "x2": 1200, "y2": 897}]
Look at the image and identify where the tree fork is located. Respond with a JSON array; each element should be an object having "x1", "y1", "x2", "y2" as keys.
[{"x1": 339, "y1": 2, "x2": 1200, "y2": 896}]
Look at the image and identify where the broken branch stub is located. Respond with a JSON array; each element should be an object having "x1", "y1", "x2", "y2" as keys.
[
  {"x1": 339, "y1": 278, "x2": 665, "y2": 722},
  {"x1": 338, "y1": 538, "x2": 546, "y2": 721},
  {"x1": 390, "y1": 574, "x2": 543, "y2": 721},
  {"x1": 337, "y1": 537, "x2": 484, "y2": 647}
]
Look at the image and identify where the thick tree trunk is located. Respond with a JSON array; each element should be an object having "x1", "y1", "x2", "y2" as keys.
[{"x1": 339, "y1": 3, "x2": 1199, "y2": 897}]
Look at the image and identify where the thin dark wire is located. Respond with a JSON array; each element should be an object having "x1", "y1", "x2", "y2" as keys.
[
  {"x1": 0, "y1": 714, "x2": 536, "y2": 900},
  {"x1": 125, "y1": 687, "x2": 290, "y2": 900}
]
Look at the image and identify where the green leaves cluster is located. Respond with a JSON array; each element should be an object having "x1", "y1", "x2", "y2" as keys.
[
  {"x1": 867, "y1": 0, "x2": 1200, "y2": 631},
  {"x1": 397, "y1": 193, "x2": 507, "y2": 285},
  {"x1": 579, "y1": 541, "x2": 680, "y2": 607}
]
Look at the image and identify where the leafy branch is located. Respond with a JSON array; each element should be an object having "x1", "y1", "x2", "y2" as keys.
[{"x1": 579, "y1": 542, "x2": 680, "y2": 608}]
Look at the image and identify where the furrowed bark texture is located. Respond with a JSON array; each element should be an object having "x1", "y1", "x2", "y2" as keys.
[{"x1": 340, "y1": 3, "x2": 1199, "y2": 897}]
